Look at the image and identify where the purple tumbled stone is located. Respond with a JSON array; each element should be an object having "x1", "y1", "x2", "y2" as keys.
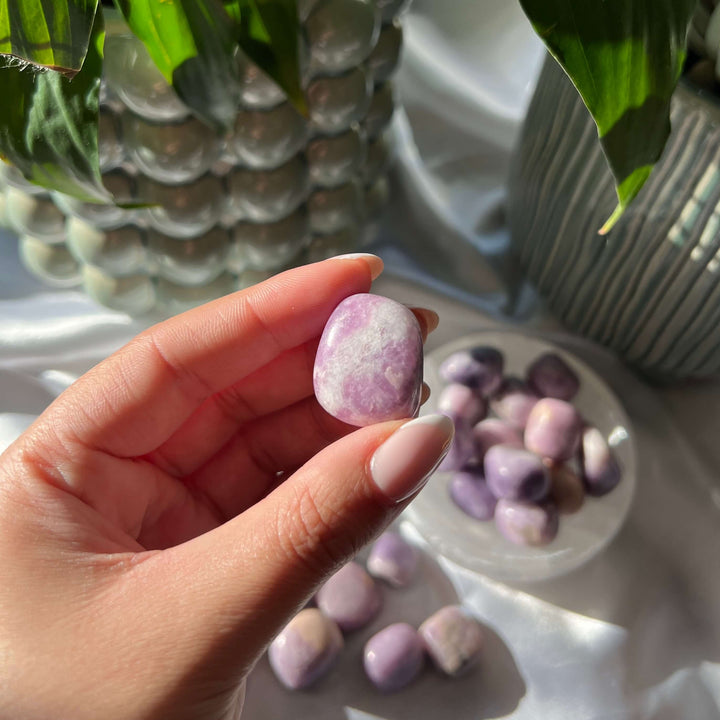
[
  {"x1": 268, "y1": 608, "x2": 343, "y2": 689},
  {"x1": 526, "y1": 352, "x2": 580, "y2": 401},
  {"x1": 363, "y1": 623, "x2": 424, "y2": 691},
  {"x1": 524, "y1": 398, "x2": 583, "y2": 462},
  {"x1": 494, "y1": 498, "x2": 559, "y2": 547},
  {"x1": 490, "y1": 377, "x2": 539, "y2": 430},
  {"x1": 437, "y1": 382, "x2": 487, "y2": 426},
  {"x1": 581, "y1": 426, "x2": 622, "y2": 496},
  {"x1": 313, "y1": 293, "x2": 423, "y2": 427},
  {"x1": 449, "y1": 469, "x2": 497, "y2": 520},
  {"x1": 472, "y1": 418, "x2": 523, "y2": 463},
  {"x1": 548, "y1": 462, "x2": 585, "y2": 514},
  {"x1": 315, "y1": 561, "x2": 382, "y2": 632},
  {"x1": 367, "y1": 531, "x2": 419, "y2": 588},
  {"x1": 438, "y1": 346, "x2": 504, "y2": 395},
  {"x1": 484, "y1": 444, "x2": 550, "y2": 502},
  {"x1": 419, "y1": 605, "x2": 484, "y2": 676},
  {"x1": 437, "y1": 418, "x2": 475, "y2": 471}
]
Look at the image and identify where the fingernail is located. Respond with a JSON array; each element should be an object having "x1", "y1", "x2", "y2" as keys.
[
  {"x1": 409, "y1": 307, "x2": 440, "y2": 338},
  {"x1": 370, "y1": 414, "x2": 454, "y2": 503},
  {"x1": 422, "y1": 309, "x2": 440, "y2": 333},
  {"x1": 330, "y1": 253, "x2": 384, "y2": 280}
]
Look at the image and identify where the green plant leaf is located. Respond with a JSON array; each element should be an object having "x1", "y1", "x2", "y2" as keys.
[
  {"x1": 0, "y1": 0, "x2": 98, "y2": 73},
  {"x1": 112, "y1": 0, "x2": 242, "y2": 131},
  {"x1": 0, "y1": 11, "x2": 110, "y2": 203},
  {"x1": 231, "y1": 0, "x2": 307, "y2": 114},
  {"x1": 519, "y1": 0, "x2": 698, "y2": 233}
]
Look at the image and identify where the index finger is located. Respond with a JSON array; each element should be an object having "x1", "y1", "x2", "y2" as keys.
[{"x1": 45, "y1": 255, "x2": 383, "y2": 457}]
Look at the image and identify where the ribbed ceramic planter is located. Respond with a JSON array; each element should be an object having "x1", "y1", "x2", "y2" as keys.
[
  {"x1": 0, "y1": 0, "x2": 408, "y2": 315},
  {"x1": 508, "y1": 56, "x2": 720, "y2": 380}
]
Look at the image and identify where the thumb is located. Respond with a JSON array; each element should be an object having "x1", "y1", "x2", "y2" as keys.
[{"x1": 133, "y1": 413, "x2": 453, "y2": 677}]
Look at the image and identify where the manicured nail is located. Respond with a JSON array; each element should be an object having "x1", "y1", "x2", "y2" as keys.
[
  {"x1": 330, "y1": 253, "x2": 384, "y2": 280},
  {"x1": 409, "y1": 307, "x2": 440, "y2": 339},
  {"x1": 370, "y1": 414, "x2": 454, "y2": 503}
]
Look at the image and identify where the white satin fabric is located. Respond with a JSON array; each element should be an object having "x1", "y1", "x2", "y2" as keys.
[{"x1": 1, "y1": 2, "x2": 719, "y2": 718}]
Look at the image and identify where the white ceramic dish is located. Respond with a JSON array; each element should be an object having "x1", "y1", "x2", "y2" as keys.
[{"x1": 404, "y1": 330, "x2": 637, "y2": 583}]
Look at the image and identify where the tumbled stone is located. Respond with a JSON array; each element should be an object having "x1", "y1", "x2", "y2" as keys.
[
  {"x1": 313, "y1": 293, "x2": 423, "y2": 426},
  {"x1": 363, "y1": 623, "x2": 424, "y2": 691},
  {"x1": 548, "y1": 462, "x2": 585, "y2": 514},
  {"x1": 449, "y1": 469, "x2": 497, "y2": 520},
  {"x1": 471, "y1": 417, "x2": 523, "y2": 463},
  {"x1": 494, "y1": 498, "x2": 559, "y2": 547},
  {"x1": 367, "y1": 531, "x2": 419, "y2": 588},
  {"x1": 437, "y1": 417, "x2": 475, "y2": 472},
  {"x1": 581, "y1": 426, "x2": 622, "y2": 496},
  {"x1": 419, "y1": 605, "x2": 484, "y2": 676},
  {"x1": 315, "y1": 561, "x2": 382, "y2": 632},
  {"x1": 437, "y1": 382, "x2": 487, "y2": 425},
  {"x1": 268, "y1": 608, "x2": 343, "y2": 689},
  {"x1": 524, "y1": 398, "x2": 583, "y2": 462},
  {"x1": 438, "y1": 346, "x2": 504, "y2": 395},
  {"x1": 484, "y1": 445, "x2": 550, "y2": 502},
  {"x1": 490, "y1": 377, "x2": 539, "y2": 430},
  {"x1": 526, "y1": 352, "x2": 580, "y2": 401}
]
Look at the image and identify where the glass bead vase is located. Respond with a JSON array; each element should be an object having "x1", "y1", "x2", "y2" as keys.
[{"x1": 1, "y1": 0, "x2": 410, "y2": 315}]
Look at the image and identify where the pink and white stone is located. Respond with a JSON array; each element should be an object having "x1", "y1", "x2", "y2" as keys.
[
  {"x1": 419, "y1": 605, "x2": 484, "y2": 676},
  {"x1": 313, "y1": 293, "x2": 424, "y2": 427},
  {"x1": 268, "y1": 608, "x2": 344, "y2": 689}
]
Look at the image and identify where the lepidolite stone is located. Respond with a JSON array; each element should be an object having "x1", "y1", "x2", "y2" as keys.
[
  {"x1": 524, "y1": 398, "x2": 583, "y2": 462},
  {"x1": 449, "y1": 470, "x2": 497, "y2": 520},
  {"x1": 581, "y1": 426, "x2": 622, "y2": 496},
  {"x1": 363, "y1": 623, "x2": 425, "y2": 691},
  {"x1": 268, "y1": 608, "x2": 343, "y2": 689},
  {"x1": 419, "y1": 605, "x2": 484, "y2": 676},
  {"x1": 315, "y1": 561, "x2": 382, "y2": 632},
  {"x1": 313, "y1": 293, "x2": 424, "y2": 426},
  {"x1": 367, "y1": 531, "x2": 419, "y2": 588},
  {"x1": 438, "y1": 346, "x2": 503, "y2": 395},
  {"x1": 437, "y1": 382, "x2": 487, "y2": 425},
  {"x1": 494, "y1": 498, "x2": 559, "y2": 547},
  {"x1": 526, "y1": 352, "x2": 580, "y2": 401},
  {"x1": 471, "y1": 418, "x2": 523, "y2": 463},
  {"x1": 484, "y1": 445, "x2": 550, "y2": 502}
]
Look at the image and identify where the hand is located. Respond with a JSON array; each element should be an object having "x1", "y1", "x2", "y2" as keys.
[{"x1": 0, "y1": 255, "x2": 453, "y2": 720}]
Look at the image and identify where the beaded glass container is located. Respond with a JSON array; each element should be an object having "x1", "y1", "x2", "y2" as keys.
[{"x1": 0, "y1": 0, "x2": 408, "y2": 315}]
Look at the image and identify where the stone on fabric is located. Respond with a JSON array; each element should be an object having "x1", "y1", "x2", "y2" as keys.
[
  {"x1": 313, "y1": 293, "x2": 423, "y2": 426},
  {"x1": 367, "y1": 531, "x2": 419, "y2": 588},
  {"x1": 363, "y1": 623, "x2": 425, "y2": 691},
  {"x1": 419, "y1": 605, "x2": 484, "y2": 676},
  {"x1": 315, "y1": 561, "x2": 382, "y2": 632},
  {"x1": 268, "y1": 608, "x2": 343, "y2": 689}
]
